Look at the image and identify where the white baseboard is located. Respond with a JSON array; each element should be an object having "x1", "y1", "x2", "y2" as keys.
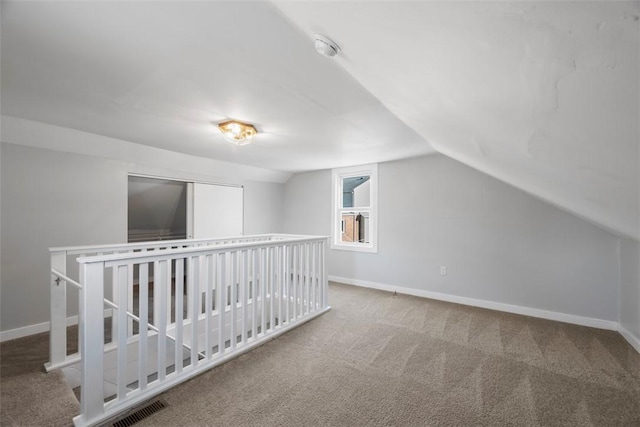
[
  {"x1": 618, "y1": 325, "x2": 640, "y2": 353},
  {"x1": 0, "y1": 320, "x2": 52, "y2": 342},
  {"x1": 0, "y1": 309, "x2": 113, "y2": 343},
  {"x1": 0, "y1": 316, "x2": 77, "y2": 342},
  {"x1": 328, "y1": 275, "x2": 619, "y2": 331}
]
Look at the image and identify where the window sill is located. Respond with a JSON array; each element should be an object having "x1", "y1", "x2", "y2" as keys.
[{"x1": 331, "y1": 242, "x2": 378, "y2": 253}]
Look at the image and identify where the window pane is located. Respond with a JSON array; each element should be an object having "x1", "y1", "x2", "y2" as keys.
[
  {"x1": 332, "y1": 163, "x2": 377, "y2": 252},
  {"x1": 340, "y1": 211, "x2": 370, "y2": 244},
  {"x1": 342, "y1": 175, "x2": 370, "y2": 208}
]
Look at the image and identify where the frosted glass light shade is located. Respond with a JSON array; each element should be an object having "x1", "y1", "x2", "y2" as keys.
[{"x1": 218, "y1": 120, "x2": 257, "y2": 145}]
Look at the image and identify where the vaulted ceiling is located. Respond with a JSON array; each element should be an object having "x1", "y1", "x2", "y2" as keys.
[{"x1": 2, "y1": 1, "x2": 638, "y2": 240}]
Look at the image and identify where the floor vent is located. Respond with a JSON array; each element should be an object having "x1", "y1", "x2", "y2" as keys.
[{"x1": 110, "y1": 399, "x2": 167, "y2": 427}]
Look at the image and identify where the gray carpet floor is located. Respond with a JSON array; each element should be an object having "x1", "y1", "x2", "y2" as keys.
[{"x1": 1, "y1": 282, "x2": 639, "y2": 426}]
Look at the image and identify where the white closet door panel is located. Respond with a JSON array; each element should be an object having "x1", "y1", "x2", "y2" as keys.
[{"x1": 193, "y1": 184, "x2": 243, "y2": 238}]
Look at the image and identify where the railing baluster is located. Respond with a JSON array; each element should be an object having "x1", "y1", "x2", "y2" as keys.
[
  {"x1": 231, "y1": 251, "x2": 238, "y2": 350},
  {"x1": 274, "y1": 246, "x2": 279, "y2": 328},
  {"x1": 305, "y1": 242, "x2": 310, "y2": 315},
  {"x1": 116, "y1": 264, "x2": 128, "y2": 400},
  {"x1": 166, "y1": 257, "x2": 173, "y2": 326},
  {"x1": 251, "y1": 249, "x2": 257, "y2": 341},
  {"x1": 241, "y1": 250, "x2": 248, "y2": 345},
  {"x1": 218, "y1": 252, "x2": 226, "y2": 355},
  {"x1": 322, "y1": 240, "x2": 328, "y2": 308},
  {"x1": 204, "y1": 255, "x2": 212, "y2": 359},
  {"x1": 211, "y1": 254, "x2": 218, "y2": 356},
  {"x1": 138, "y1": 263, "x2": 149, "y2": 390},
  {"x1": 188, "y1": 256, "x2": 198, "y2": 367},
  {"x1": 311, "y1": 242, "x2": 318, "y2": 311},
  {"x1": 308, "y1": 244, "x2": 313, "y2": 313},
  {"x1": 298, "y1": 244, "x2": 303, "y2": 315},
  {"x1": 277, "y1": 245, "x2": 282, "y2": 328},
  {"x1": 260, "y1": 247, "x2": 266, "y2": 336},
  {"x1": 185, "y1": 256, "x2": 192, "y2": 326},
  {"x1": 110, "y1": 256, "x2": 118, "y2": 347},
  {"x1": 284, "y1": 245, "x2": 289, "y2": 325},
  {"x1": 127, "y1": 261, "x2": 134, "y2": 336},
  {"x1": 278, "y1": 245, "x2": 282, "y2": 325},
  {"x1": 290, "y1": 244, "x2": 294, "y2": 322},
  {"x1": 269, "y1": 246, "x2": 274, "y2": 332},
  {"x1": 157, "y1": 260, "x2": 168, "y2": 382},
  {"x1": 293, "y1": 244, "x2": 298, "y2": 320},
  {"x1": 175, "y1": 259, "x2": 184, "y2": 375},
  {"x1": 299, "y1": 244, "x2": 304, "y2": 316},
  {"x1": 319, "y1": 241, "x2": 324, "y2": 309},
  {"x1": 314, "y1": 242, "x2": 319, "y2": 311},
  {"x1": 308, "y1": 243, "x2": 312, "y2": 313},
  {"x1": 152, "y1": 260, "x2": 159, "y2": 331}
]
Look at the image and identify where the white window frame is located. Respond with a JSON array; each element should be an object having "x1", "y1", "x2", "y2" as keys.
[{"x1": 331, "y1": 163, "x2": 378, "y2": 253}]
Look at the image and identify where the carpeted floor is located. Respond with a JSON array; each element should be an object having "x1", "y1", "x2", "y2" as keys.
[
  {"x1": 0, "y1": 326, "x2": 79, "y2": 426},
  {"x1": 2, "y1": 282, "x2": 639, "y2": 426}
]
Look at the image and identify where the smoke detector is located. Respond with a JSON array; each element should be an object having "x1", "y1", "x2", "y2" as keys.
[{"x1": 315, "y1": 35, "x2": 341, "y2": 57}]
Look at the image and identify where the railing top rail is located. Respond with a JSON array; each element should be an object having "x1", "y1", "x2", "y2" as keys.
[
  {"x1": 49, "y1": 234, "x2": 280, "y2": 255},
  {"x1": 77, "y1": 235, "x2": 328, "y2": 266}
]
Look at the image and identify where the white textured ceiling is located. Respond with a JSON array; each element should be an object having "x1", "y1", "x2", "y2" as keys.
[
  {"x1": 0, "y1": 1, "x2": 432, "y2": 173},
  {"x1": 2, "y1": 1, "x2": 638, "y2": 240},
  {"x1": 274, "y1": 1, "x2": 639, "y2": 240}
]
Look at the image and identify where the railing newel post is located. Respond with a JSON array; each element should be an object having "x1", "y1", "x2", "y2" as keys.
[
  {"x1": 47, "y1": 250, "x2": 68, "y2": 371},
  {"x1": 77, "y1": 261, "x2": 106, "y2": 426}
]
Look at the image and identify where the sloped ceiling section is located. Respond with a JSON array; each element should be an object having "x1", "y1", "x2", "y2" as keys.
[
  {"x1": 274, "y1": 1, "x2": 640, "y2": 240},
  {"x1": 0, "y1": 1, "x2": 433, "y2": 173}
]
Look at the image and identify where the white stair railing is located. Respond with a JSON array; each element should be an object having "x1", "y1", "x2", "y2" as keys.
[
  {"x1": 46, "y1": 234, "x2": 284, "y2": 371},
  {"x1": 48, "y1": 234, "x2": 330, "y2": 427}
]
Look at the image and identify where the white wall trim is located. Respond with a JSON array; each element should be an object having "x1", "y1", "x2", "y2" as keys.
[
  {"x1": 618, "y1": 325, "x2": 640, "y2": 353},
  {"x1": 0, "y1": 316, "x2": 76, "y2": 342},
  {"x1": 329, "y1": 275, "x2": 619, "y2": 331},
  {"x1": 0, "y1": 320, "x2": 52, "y2": 342},
  {"x1": 0, "y1": 309, "x2": 113, "y2": 343}
]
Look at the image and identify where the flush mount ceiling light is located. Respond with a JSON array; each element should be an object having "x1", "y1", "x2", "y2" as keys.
[
  {"x1": 217, "y1": 120, "x2": 258, "y2": 146},
  {"x1": 315, "y1": 34, "x2": 341, "y2": 57}
]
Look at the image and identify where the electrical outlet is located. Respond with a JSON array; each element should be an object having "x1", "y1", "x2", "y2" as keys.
[{"x1": 440, "y1": 266, "x2": 447, "y2": 276}]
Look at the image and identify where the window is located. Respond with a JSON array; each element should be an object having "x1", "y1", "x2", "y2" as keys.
[{"x1": 331, "y1": 164, "x2": 378, "y2": 253}]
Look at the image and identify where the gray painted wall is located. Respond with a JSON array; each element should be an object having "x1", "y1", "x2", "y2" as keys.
[
  {"x1": 284, "y1": 154, "x2": 621, "y2": 322},
  {"x1": 0, "y1": 142, "x2": 284, "y2": 332},
  {"x1": 1, "y1": 141, "x2": 633, "y2": 338},
  {"x1": 620, "y1": 238, "x2": 640, "y2": 343},
  {"x1": 243, "y1": 180, "x2": 283, "y2": 236}
]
